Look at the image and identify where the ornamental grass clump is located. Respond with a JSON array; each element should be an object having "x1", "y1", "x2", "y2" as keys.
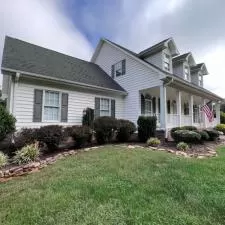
[
  {"x1": 13, "y1": 142, "x2": 40, "y2": 165},
  {"x1": 146, "y1": 137, "x2": 161, "y2": 147},
  {"x1": 0, "y1": 151, "x2": 8, "y2": 168},
  {"x1": 176, "y1": 142, "x2": 189, "y2": 151}
]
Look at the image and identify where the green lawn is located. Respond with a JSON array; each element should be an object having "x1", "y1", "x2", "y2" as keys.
[{"x1": 1, "y1": 146, "x2": 225, "y2": 225}]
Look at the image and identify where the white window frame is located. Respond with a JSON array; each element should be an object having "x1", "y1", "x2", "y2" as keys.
[
  {"x1": 199, "y1": 75, "x2": 203, "y2": 86},
  {"x1": 184, "y1": 66, "x2": 190, "y2": 81},
  {"x1": 163, "y1": 53, "x2": 171, "y2": 71},
  {"x1": 100, "y1": 98, "x2": 111, "y2": 117},
  {"x1": 42, "y1": 90, "x2": 61, "y2": 122},
  {"x1": 114, "y1": 60, "x2": 123, "y2": 77}
]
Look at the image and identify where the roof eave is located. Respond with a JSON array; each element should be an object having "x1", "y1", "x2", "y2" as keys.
[
  {"x1": 161, "y1": 75, "x2": 223, "y2": 101},
  {"x1": 1, "y1": 67, "x2": 128, "y2": 96}
]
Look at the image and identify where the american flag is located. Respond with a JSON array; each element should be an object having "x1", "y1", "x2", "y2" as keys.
[{"x1": 201, "y1": 101, "x2": 214, "y2": 122}]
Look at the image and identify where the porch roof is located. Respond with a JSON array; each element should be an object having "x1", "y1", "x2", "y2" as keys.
[{"x1": 161, "y1": 75, "x2": 224, "y2": 102}]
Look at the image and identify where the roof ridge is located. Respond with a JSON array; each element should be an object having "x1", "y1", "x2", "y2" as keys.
[{"x1": 5, "y1": 36, "x2": 91, "y2": 64}]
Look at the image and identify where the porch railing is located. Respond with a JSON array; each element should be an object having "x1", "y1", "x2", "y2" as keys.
[
  {"x1": 181, "y1": 115, "x2": 192, "y2": 126},
  {"x1": 167, "y1": 114, "x2": 179, "y2": 128}
]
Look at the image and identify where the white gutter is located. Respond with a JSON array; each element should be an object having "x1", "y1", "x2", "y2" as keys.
[{"x1": 2, "y1": 67, "x2": 128, "y2": 96}]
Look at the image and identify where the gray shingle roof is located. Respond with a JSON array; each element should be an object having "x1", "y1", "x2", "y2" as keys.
[{"x1": 1, "y1": 36, "x2": 126, "y2": 93}]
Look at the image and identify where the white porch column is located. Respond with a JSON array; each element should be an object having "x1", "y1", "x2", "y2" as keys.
[
  {"x1": 189, "y1": 95, "x2": 194, "y2": 126},
  {"x1": 176, "y1": 90, "x2": 182, "y2": 127},
  {"x1": 201, "y1": 98, "x2": 207, "y2": 128},
  {"x1": 160, "y1": 85, "x2": 167, "y2": 129},
  {"x1": 216, "y1": 102, "x2": 220, "y2": 125}
]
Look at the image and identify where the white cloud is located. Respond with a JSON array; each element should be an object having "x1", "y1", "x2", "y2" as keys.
[{"x1": 0, "y1": 0, "x2": 93, "y2": 85}]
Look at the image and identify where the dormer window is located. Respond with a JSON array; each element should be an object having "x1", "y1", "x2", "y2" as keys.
[
  {"x1": 163, "y1": 53, "x2": 170, "y2": 71},
  {"x1": 199, "y1": 75, "x2": 203, "y2": 86},
  {"x1": 184, "y1": 66, "x2": 190, "y2": 81}
]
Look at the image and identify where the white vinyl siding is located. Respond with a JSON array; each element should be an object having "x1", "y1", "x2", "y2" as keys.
[
  {"x1": 12, "y1": 78, "x2": 124, "y2": 129},
  {"x1": 93, "y1": 42, "x2": 162, "y2": 124}
]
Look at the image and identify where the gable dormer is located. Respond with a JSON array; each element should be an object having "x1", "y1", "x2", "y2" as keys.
[
  {"x1": 138, "y1": 38, "x2": 179, "y2": 73},
  {"x1": 190, "y1": 63, "x2": 208, "y2": 87},
  {"x1": 172, "y1": 52, "x2": 196, "y2": 82}
]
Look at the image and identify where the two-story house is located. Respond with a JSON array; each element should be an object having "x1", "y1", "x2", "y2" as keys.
[{"x1": 1, "y1": 36, "x2": 223, "y2": 137}]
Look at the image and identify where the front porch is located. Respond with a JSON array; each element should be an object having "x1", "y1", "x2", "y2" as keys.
[{"x1": 140, "y1": 85, "x2": 220, "y2": 130}]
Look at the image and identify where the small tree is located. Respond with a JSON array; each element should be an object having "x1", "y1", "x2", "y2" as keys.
[
  {"x1": 0, "y1": 105, "x2": 16, "y2": 141},
  {"x1": 82, "y1": 108, "x2": 94, "y2": 127}
]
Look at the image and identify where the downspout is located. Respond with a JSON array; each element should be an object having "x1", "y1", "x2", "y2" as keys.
[{"x1": 11, "y1": 72, "x2": 20, "y2": 115}]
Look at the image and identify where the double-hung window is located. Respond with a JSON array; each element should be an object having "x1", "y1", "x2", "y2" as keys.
[
  {"x1": 112, "y1": 59, "x2": 126, "y2": 78},
  {"x1": 115, "y1": 61, "x2": 123, "y2": 77},
  {"x1": 184, "y1": 66, "x2": 190, "y2": 81},
  {"x1": 100, "y1": 98, "x2": 110, "y2": 116},
  {"x1": 145, "y1": 99, "x2": 152, "y2": 115},
  {"x1": 163, "y1": 53, "x2": 170, "y2": 71},
  {"x1": 44, "y1": 91, "x2": 60, "y2": 121}
]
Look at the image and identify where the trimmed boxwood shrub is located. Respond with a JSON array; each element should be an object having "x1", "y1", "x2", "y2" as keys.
[
  {"x1": 65, "y1": 125, "x2": 92, "y2": 148},
  {"x1": 116, "y1": 119, "x2": 136, "y2": 142},
  {"x1": 221, "y1": 112, "x2": 225, "y2": 124},
  {"x1": 173, "y1": 130, "x2": 201, "y2": 143},
  {"x1": 94, "y1": 116, "x2": 118, "y2": 144},
  {"x1": 37, "y1": 125, "x2": 64, "y2": 152},
  {"x1": 0, "y1": 105, "x2": 16, "y2": 141},
  {"x1": 171, "y1": 126, "x2": 197, "y2": 140},
  {"x1": 137, "y1": 116, "x2": 157, "y2": 142},
  {"x1": 204, "y1": 129, "x2": 220, "y2": 141},
  {"x1": 215, "y1": 124, "x2": 225, "y2": 135},
  {"x1": 195, "y1": 130, "x2": 210, "y2": 141},
  {"x1": 146, "y1": 137, "x2": 160, "y2": 147}
]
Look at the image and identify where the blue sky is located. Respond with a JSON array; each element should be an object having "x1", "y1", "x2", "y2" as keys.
[{"x1": 1, "y1": 0, "x2": 225, "y2": 97}]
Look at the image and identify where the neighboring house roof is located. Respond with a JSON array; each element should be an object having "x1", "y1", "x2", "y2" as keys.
[
  {"x1": 97, "y1": 39, "x2": 223, "y2": 101},
  {"x1": 1, "y1": 36, "x2": 126, "y2": 93}
]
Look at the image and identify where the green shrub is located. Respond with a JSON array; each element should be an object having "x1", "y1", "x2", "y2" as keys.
[
  {"x1": 171, "y1": 126, "x2": 197, "y2": 140},
  {"x1": 176, "y1": 142, "x2": 189, "y2": 151},
  {"x1": 94, "y1": 117, "x2": 118, "y2": 144},
  {"x1": 116, "y1": 119, "x2": 136, "y2": 142},
  {"x1": 0, "y1": 105, "x2": 16, "y2": 141},
  {"x1": 195, "y1": 130, "x2": 210, "y2": 141},
  {"x1": 215, "y1": 124, "x2": 225, "y2": 134},
  {"x1": 173, "y1": 130, "x2": 201, "y2": 143},
  {"x1": 137, "y1": 116, "x2": 157, "y2": 142},
  {"x1": 65, "y1": 126, "x2": 92, "y2": 148},
  {"x1": 0, "y1": 151, "x2": 8, "y2": 168},
  {"x1": 146, "y1": 137, "x2": 160, "y2": 147},
  {"x1": 221, "y1": 112, "x2": 225, "y2": 124},
  {"x1": 82, "y1": 108, "x2": 94, "y2": 127},
  {"x1": 37, "y1": 125, "x2": 63, "y2": 152},
  {"x1": 13, "y1": 128, "x2": 38, "y2": 150},
  {"x1": 13, "y1": 143, "x2": 40, "y2": 165},
  {"x1": 204, "y1": 129, "x2": 220, "y2": 141}
]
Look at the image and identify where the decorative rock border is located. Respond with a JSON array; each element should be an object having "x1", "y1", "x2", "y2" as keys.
[
  {"x1": 0, "y1": 147, "x2": 101, "y2": 182},
  {"x1": 125, "y1": 144, "x2": 218, "y2": 159}
]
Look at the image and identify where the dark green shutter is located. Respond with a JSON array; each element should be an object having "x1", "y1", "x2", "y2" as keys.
[
  {"x1": 61, "y1": 93, "x2": 68, "y2": 122},
  {"x1": 111, "y1": 65, "x2": 115, "y2": 79},
  {"x1": 158, "y1": 98, "x2": 160, "y2": 113},
  {"x1": 111, "y1": 99, "x2": 115, "y2": 118},
  {"x1": 141, "y1": 94, "x2": 145, "y2": 115},
  {"x1": 167, "y1": 100, "x2": 171, "y2": 114},
  {"x1": 33, "y1": 89, "x2": 43, "y2": 122},
  {"x1": 122, "y1": 59, "x2": 126, "y2": 75},
  {"x1": 152, "y1": 97, "x2": 156, "y2": 114},
  {"x1": 95, "y1": 97, "x2": 100, "y2": 118}
]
